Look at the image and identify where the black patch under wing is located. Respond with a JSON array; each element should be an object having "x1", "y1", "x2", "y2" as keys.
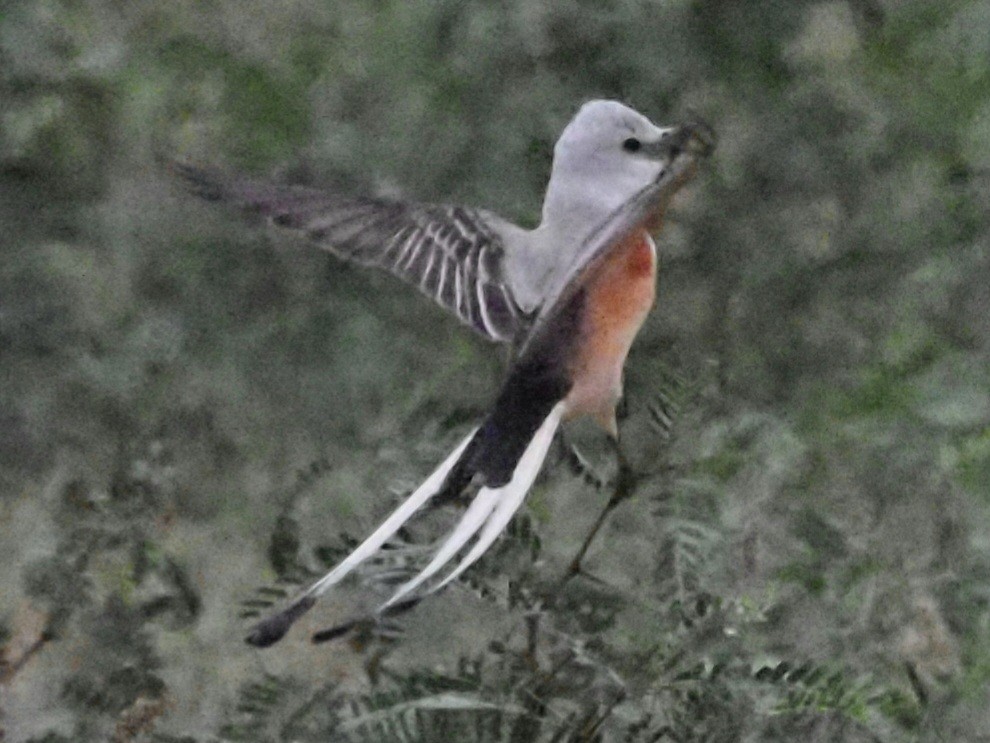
[{"x1": 440, "y1": 287, "x2": 585, "y2": 494}]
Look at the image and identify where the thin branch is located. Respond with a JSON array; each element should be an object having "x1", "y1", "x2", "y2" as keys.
[
  {"x1": 0, "y1": 624, "x2": 55, "y2": 686},
  {"x1": 554, "y1": 438, "x2": 639, "y2": 594}
]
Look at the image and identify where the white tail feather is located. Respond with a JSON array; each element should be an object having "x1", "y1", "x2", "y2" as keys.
[
  {"x1": 432, "y1": 403, "x2": 564, "y2": 593},
  {"x1": 382, "y1": 402, "x2": 566, "y2": 609},
  {"x1": 380, "y1": 486, "x2": 501, "y2": 608},
  {"x1": 299, "y1": 429, "x2": 476, "y2": 601}
]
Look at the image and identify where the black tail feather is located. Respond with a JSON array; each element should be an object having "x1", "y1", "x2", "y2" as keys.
[
  {"x1": 430, "y1": 366, "x2": 567, "y2": 508},
  {"x1": 245, "y1": 595, "x2": 317, "y2": 648},
  {"x1": 460, "y1": 308, "x2": 580, "y2": 488},
  {"x1": 311, "y1": 597, "x2": 423, "y2": 644}
]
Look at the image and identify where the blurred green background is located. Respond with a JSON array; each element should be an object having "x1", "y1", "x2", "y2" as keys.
[{"x1": 2, "y1": 0, "x2": 989, "y2": 740}]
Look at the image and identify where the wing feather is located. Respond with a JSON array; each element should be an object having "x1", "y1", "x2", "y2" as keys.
[{"x1": 171, "y1": 162, "x2": 529, "y2": 343}]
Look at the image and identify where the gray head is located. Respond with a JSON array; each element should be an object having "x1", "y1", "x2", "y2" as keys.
[{"x1": 541, "y1": 100, "x2": 688, "y2": 232}]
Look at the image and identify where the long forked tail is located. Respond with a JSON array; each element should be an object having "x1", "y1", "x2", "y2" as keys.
[{"x1": 245, "y1": 403, "x2": 565, "y2": 647}]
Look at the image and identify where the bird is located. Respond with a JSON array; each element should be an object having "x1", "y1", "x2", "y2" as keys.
[{"x1": 171, "y1": 99, "x2": 714, "y2": 647}]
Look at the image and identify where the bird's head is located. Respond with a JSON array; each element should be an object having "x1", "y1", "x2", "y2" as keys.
[{"x1": 542, "y1": 99, "x2": 713, "y2": 232}]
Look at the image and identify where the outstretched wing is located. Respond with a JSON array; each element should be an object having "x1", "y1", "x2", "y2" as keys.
[{"x1": 171, "y1": 162, "x2": 530, "y2": 344}]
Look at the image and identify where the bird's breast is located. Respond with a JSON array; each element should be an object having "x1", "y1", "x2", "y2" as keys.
[{"x1": 564, "y1": 229, "x2": 657, "y2": 433}]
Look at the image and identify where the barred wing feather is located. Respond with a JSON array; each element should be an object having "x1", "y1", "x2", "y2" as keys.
[{"x1": 171, "y1": 162, "x2": 528, "y2": 344}]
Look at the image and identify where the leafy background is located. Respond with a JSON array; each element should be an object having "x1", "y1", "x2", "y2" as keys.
[{"x1": 2, "y1": 0, "x2": 989, "y2": 740}]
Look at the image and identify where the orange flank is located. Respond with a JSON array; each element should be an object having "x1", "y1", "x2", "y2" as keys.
[{"x1": 565, "y1": 229, "x2": 658, "y2": 435}]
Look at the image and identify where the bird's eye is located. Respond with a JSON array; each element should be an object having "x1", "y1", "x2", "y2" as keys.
[{"x1": 622, "y1": 137, "x2": 642, "y2": 153}]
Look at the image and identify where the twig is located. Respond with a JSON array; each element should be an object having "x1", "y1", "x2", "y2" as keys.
[
  {"x1": 555, "y1": 438, "x2": 639, "y2": 593},
  {"x1": 0, "y1": 625, "x2": 55, "y2": 686}
]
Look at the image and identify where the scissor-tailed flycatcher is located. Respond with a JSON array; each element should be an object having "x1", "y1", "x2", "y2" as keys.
[{"x1": 172, "y1": 100, "x2": 713, "y2": 647}]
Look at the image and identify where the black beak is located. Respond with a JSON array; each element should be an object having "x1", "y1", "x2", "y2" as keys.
[{"x1": 657, "y1": 120, "x2": 717, "y2": 161}]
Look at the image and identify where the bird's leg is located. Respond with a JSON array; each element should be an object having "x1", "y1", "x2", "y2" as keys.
[
  {"x1": 612, "y1": 435, "x2": 637, "y2": 498},
  {"x1": 557, "y1": 434, "x2": 637, "y2": 588}
]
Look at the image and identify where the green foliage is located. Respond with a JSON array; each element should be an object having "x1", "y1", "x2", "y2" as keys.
[
  {"x1": 3, "y1": 0, "x2": 990, "y2": 740},
  {"x1": 207, "y1": 382, "x2": 915, "y2": 742},
  {"x1": 157, "y1": 35, "x2": 311, "y2": 167}
]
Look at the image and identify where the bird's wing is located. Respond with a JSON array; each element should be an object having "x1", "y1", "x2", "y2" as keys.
[
  {"x1": 515, "y1": 181, "x2": 662, "y2": 360},
  {"x1": 516, "y1": 125, "x2": 711, "y2": 359},
  {"x1": 170, "y1": 162, "x2": 531, "y2": 344}
]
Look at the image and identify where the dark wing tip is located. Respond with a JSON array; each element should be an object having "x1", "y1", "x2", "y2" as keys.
[
  {"x1": 167, "y1": 160, "x2": 227, "y2": 202},
  {"x1": 168, "y1": 161, "x2": 330, "y2": 226},
  {"x1": 244, "y1": 595, "x2": 317, "y2": 648}
]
